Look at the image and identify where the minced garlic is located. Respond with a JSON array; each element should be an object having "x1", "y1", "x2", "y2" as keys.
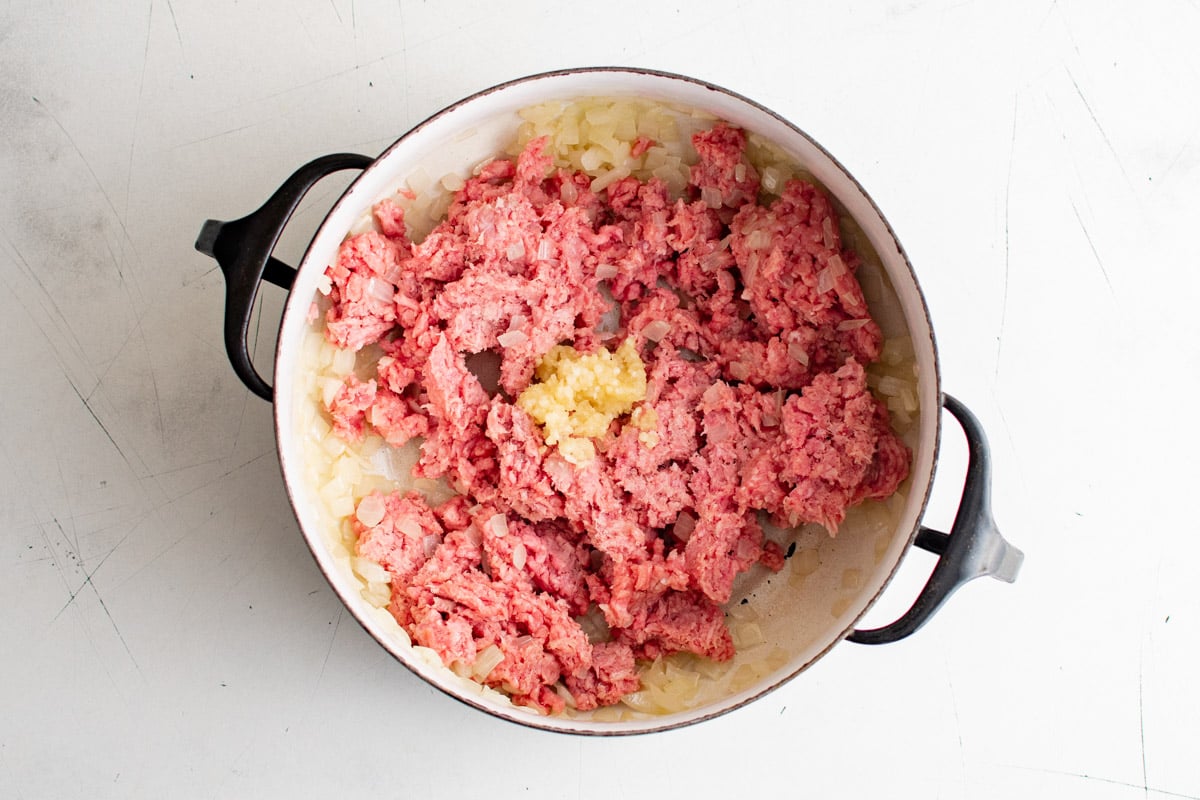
[{"x1": 517, "y1": 339, "x2": 649, "y2": 465}]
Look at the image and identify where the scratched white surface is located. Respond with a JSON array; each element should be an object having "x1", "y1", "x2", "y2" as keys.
[{"x1": 1, "y1": 0, "x2": 1197, "y2": 797}]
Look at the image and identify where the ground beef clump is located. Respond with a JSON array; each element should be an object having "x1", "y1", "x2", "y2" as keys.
[{"x1": 322, "y1": 123, "x2": 910, "y2": 714}]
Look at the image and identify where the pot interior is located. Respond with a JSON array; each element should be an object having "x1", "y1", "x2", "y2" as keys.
[{"x1": 272, "y1": 68, "x2": 940, "y2": 733}]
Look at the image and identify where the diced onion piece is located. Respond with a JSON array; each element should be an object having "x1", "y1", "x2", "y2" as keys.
[
  {"x1": 559, "y1": 179, "x2": 578, "y2": 204},
  {"x1": 512, "y1": 542, "x2": 527, "y2": 571},
  {"x1": 699, "y1": 250, "x2": 729, "y2": 273},
  {"x1": 760, "y1": 166, "x2": 782, "y2": 193},
  {"x1": 472, "y1": 644, "x2": 505, "y2": 679},
  {"x1": 440, "y1": 172, "x2": 466, "y2": 192},
  {"x1": 506, "y1": 240, "x2": 526, "y2": 261},
  {"x1": 590, "y1": 166, "x2": 631, "y2": 192},
  {"x1": 787, "y1": 341, "x2": 810, "y2": 366},
  {"x1": 880, "y1": 336, "x2": 914, "y2": 366},
  {"x1": 360, "y1": 581, "x2": 390, "y2": 608},
  {"x1": 331, "y1": 347, "x2": 357, "y2": 376},
  {"x1": 729, "y1": 663, "x2": 759, "y2": 693},
  {"x1": 580, "y1": 146, "x2": 606, "y2": 171},
  {"x1": 320, "y1": 377, "x2": 343, "y2": 410},
  {"x1": 700, "y1": 185, "x2": 723, "y2": 209},
  {"x1": 642, "y1": 320, "x2": 671, "y2": 342},
  {"x1": 816, "y1": 266, "x2": 837, "y2": 295},
  {"x1": 355, "y1": 493, "x2": 387, "y2": 527},
  {"x1": 363, "y1": 276, "x2": 394, "y2": 305},
  {"x1": 488, "y1": 513, "x2": 508, "y2": 537},
  {"x1": 732, "y1": 622, "x2": 766, "y2": 649},
  {"x1": 876, "y1": 375, "x2": 906, "y2": 397},
  {"x1": 396, "y1": 515, "x2": 423, "y2": 538},
  {"x1": 326, "y1": 492, "x2": 354, "y2": 520},
  {"x1": 745, "y1": 229, "x2": 772, "y2": 250},
  {"x1": 406, "y1": 167, "x2": 432, "y2": 195},
  {"x1": 837, "y1": 318, "x2": 871, "y2": 331},
  {"x1": 595, "y1": 263, "x2": 618, "y2": 280},
  {"x1": 352, "y1": 555, "x2": 390, "y2": 585},
  {"x1": 497, "y1": 329, "x2": 528, "y2": 348},
  {"x1": 421, "y1": 534, "x2": 441, "y2": 558},
  {"x1": 555, "y1": 682, "x2": 577, "y2": 709}
]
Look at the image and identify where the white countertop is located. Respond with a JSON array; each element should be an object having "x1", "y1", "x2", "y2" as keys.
[{"x1": 2, "y1": 1, "x2": 1197, "y2": 797}]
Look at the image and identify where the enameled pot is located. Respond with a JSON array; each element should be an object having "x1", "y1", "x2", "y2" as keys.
[{"x1": 195, "y1": 67, "x2": 1023, "y2": 734}]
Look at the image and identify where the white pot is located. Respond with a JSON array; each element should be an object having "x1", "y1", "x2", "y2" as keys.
[{"x1": 196, "y1": 67, "x2": 1023, "y2": 734}]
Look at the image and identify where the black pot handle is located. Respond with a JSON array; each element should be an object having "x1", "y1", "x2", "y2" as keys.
[
  {"x1": 194, "y1": 153, "x2": 374, "y2": 401},
  {"x1": 849, "y1": 393, "x2": 1023, "y2": 644}
]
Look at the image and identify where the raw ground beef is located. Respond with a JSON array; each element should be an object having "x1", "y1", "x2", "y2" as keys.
[{"x1": 323, "y1": 123, "x2": 910, "y2": 713}]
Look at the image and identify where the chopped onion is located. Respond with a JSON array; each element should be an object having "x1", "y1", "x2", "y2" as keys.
[
  {"x1": 559, "y1": 180, "x2": 579, "y2": 204},
  {"x1": 497, "y1": 329, "x2": 528, "y2": 348},
  {"x1": 597, "y1": 286, "x2": 621, "y2": 334},
  {"x1": 745, "y1": 229, "x2": 772, "y2": 250},
  {"x1": 734, "y1": 163, "x2": 746, "y2": 182},
  {"x1": 554, "y1": 682, "x2": 577, "y2": 709},
  {"x1": 536, "y1": 239, "x2": 554, "y2": 261},
  {"x1": 876, "y1": 375, "x2": 906, "y2": 397},
  {"x1": 512, "y1": 542, "x2": 527, "y2": 570},
  {"x1": 822, "y1": 217, "x2": 836, "y2": 249},
  {"x1": 421, "y1": 533, "x2": 441, "y2": 558},
  {"x1": 787, "y1": 341, "x2": 810, "y2": 366},
  {"x1": 488, "y1": 513, "x2": 508, "y2": 537},
  {"x1": 440, "y1": 172, "x2": 466, "y2": 192},
  {"x1": 880, "y1": 336, "x2": 914, "y2": 366},
  {"x1": 816, "y1": 266, "x2": 837, "y2": 295},
  {"x1": 595, "y1": 263, "x2": 618, "y2": 280},
  {"x1": 406, "y1": 167, "x2": 432, "y2": 195},
  {"x1": 731, "y1": 622, "x2": 766, "y2": 649},
  {"x1": 396, "y1": 516, "x2": 423, "y2": 538},
  {"x1": 506, "y1": 240, "x2": 526, "y2": 261},
  {"x1": 320, "y1": 377, "x2": 343, "y2": 410},
  {"x1": 331, "y1": 347, "x2": 357, "y2": 376},
  {"x1": 760, "y1": 166, "x2": 781, "y2": 193},
  {"x1": 378, "y1": 260, "x2": 405, "y2": 285},
  {"x1": 699, "y1": 251, "x2": 729, "y2": 273},
  {"x1": 364, "y1": 276, "x2": 394, "y2": 305},
  {"x1": 642, "y1": 319, "x2": 671, "y2": 342},
  {"x1": 590, "y1": 166, "x2": 631, "y2": 193},
  {"x1": 837, "y1": 318, "x2": 871, "y2": 331},
  {"x1": 700, "y1": 186, "x2": 723, "y2": 209},
  {"x1": 351, "y1": 556, "x2": 390, "y2": 585},
  {"x1": 472, "y1": 644, "x2": 505, "y2": 679},
  {"x1": 355, "y1": 493, "x2": 386, "y2": 528}
]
